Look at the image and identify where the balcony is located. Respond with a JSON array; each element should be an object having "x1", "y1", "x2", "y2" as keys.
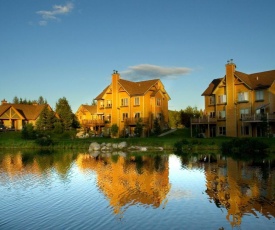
[
  {"x1": 241, "y1": 113, "x2": 275, "y2": 122},
  {"x1": 81, "y1": 119, "x2": 106, "y2": 126},
  {"x1": 123, "y1": 117, "x2": 149, "y2": 126},
  {"x1": 191, "y1": 116, "x2": 217, "y2": 124}
]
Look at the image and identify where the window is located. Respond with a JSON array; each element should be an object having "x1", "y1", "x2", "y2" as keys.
[
  {"x1": 134, "y1": 97, "x2": 140, "y2": 106},
  {"x1": 238, "y1": 92, "x2": 249, "y2": 102},
  {"x1": 218, "y1": 111, "x2": 226, "y2": 119},
  {"x1": 209, "y1": 95, "x2": 215, "y2": 105},
  {"x1": 241, "y1": 126, "x2": 249, "y2": 136},
  {"x1": 100, "y1": 101, "x2": 104, "y2": 108},
  {"x1": 219, "y1": 127, "x2": 226, "y2": 135},
  {"x1": 122, "y1": 113, "x2": 128, "y2": 121},
  {"x1": 255, "y1": 90, "x2": 264, "y2": 101},
  {"x1": 156, "y1": 98, "x2": 161, "y2": 106},
  {"x1": 209, "y1": 111, "x2": 216, "y2": 118},
  {"x1": 106, "y1": 100, "x2": 112, "y2": 108},
  {"x1": 121, "y1": 98, "x2": 128, "y2": 106},
  {"x1": 134, "y1": 112, "x2": 140, "y2": 118},
  {"x1": 218, "y1": 95, "x2": 226, "y2": 104},
  {"x1": 240, "y1": 108, "x2": 250, "y2": 118}
]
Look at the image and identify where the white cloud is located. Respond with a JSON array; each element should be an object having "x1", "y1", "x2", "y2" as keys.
[
  {"x1": 121, "y1": 64, "x2": 192, "y2": 81},
  {"x1": 36, "y1": 2, "x2": 74, "y2": 25}
]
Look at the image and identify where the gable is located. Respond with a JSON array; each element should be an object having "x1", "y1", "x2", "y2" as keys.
[{"x1": 0, "y1": 106, "x2": 25, "y2": 120}]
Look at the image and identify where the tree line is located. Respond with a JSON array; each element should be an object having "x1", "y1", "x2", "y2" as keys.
[{"x1": 168, "y1": 106, "x2": 202, "y2": 128}]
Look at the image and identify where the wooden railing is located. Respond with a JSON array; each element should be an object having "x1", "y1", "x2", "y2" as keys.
[
  {"x1": 81, "y1": 119, "x2": 107, "y2": 126},
  {"x1": 241, "y1": 113, "x2": 275, "y2": 122},
  {"x1": 123, "y1": 117, "x2": 149, "y2": 125},
  {"x1": 191, "y1": 117, "x2": 217, "y2": 124}
]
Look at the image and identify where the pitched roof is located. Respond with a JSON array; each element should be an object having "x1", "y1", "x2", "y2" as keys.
[
  {"x1": 118, "y1": 79, "x2": 159, "y2": 96},
  {"x1": 94, "y1": 78, "x2": 167, "y2": 99},
  {"x1": 0, "y1": 103, "x2": 49, "y2": 120},
  {"x1": 202, "y1": 78, "x2": 223, "y2": 96},
  {"x1": 203, "y1": 69, "x2": 275, "y2": 95},
  {"x1": 81, "y1": 104, "x2": 97, "y2": 114}
]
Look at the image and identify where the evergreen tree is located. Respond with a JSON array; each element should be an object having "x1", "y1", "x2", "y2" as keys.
[
  {"x1": 13, "y1": 96, "x2": 19, "y2": 104},
  {"x1": 36, "y1": 105, "x2": 57, "y2": 130},
  {"x1": 55, "y1": 97, "x2": 74, "y2": 130},
  {"x1": 38, "y1": 96, "x2": 46, "y2": 105},
  {"x1": 134, "y1": 118, "x2": 143, "y2": 137},
  {"x1": 153, "y1": 118, "x2": 161, "y2": 136}
]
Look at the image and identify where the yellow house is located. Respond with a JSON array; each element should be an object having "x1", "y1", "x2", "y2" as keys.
[
  {"x1": 191, "y1": 60, "x2": 275, "y2": 137},
  {"x1": 0, "y1": 99, "x2": 54, "y2": 130},
  {"x1": 76, "y1": 71, "x2": 170, "y2": 137}
]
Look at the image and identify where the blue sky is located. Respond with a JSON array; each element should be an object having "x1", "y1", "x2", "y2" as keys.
[{"x1": 1, "y1": 0, "x2": 275, "y2": 113}]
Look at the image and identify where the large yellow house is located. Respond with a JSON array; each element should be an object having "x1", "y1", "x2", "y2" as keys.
[
  {"x1": 76, "y1": 71, "x2": 170, "y2": 137},
  {"x1": 191, "y1": 61, "x2": 275, "y2": 137},
  {"x1": 0, "y1": 99, "x2": 53, "y2": 130}
]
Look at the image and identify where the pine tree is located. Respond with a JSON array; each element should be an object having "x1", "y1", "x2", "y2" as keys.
[{"x1": 55, "y1": 97, "x2": 74, "y2": 130}]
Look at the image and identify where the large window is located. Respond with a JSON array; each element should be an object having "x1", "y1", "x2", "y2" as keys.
[
  {"x1": 219, "y1": 127, "x2": 226, "y2": 135},
  {"x1": 218, "y1": 95, "x2": 226, "y2": 104},
  {"x1": 100, "y1": 101, "x2": 104, "y2": 108},
  {"x1": 255, "y1": 90, "x2": 264, "y2": 101},
  {"x1": 238, "y1": 92, "x2": 249, "y2": 102},
  {"x1": 134, "y1": 97, "x2": 140, "y2": 106},
  {"x1": 218, "y1": 111, "x2": 226, "y2": 119},
  {"x1": 121, "y1": 98, "x2": 128, "y2": 106},
  {"x1": 209, "y1": 95, "x2": 215, "y2": 105}
]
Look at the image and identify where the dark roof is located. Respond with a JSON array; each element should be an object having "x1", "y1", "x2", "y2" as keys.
[{"x1": 202, "y1": 78, "x2": 222, "y2": 96}]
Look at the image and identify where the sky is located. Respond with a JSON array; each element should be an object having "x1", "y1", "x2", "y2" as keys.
[{"x1": 1, "y1": 0, "x2": 275, "y2": 113}]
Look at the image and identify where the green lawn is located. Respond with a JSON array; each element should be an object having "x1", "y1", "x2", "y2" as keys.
[{"x1": 1, "y1": 129, "x2": 274, "y2": 153}]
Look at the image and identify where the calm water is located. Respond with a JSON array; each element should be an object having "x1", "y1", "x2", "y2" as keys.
[{"x1": 0, "y1": 150, "x2": 274, "y2": 230}]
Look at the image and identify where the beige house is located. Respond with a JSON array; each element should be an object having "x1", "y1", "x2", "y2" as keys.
[
  {"x1": 76, "y1": 71, "x2": 170, "y2": 137},
  {"x1": 191, "y1": 61, "x2": 275, "y2": 137},
  {"x1": 0, "y1": 99, "x2": 53, "y2": 130}
]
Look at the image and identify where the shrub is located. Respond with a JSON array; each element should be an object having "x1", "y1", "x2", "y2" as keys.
[
  {"x1": 35, "y1": 135, "x2": 54, "y2": 146},
  {"x1": 21, "y1": 124, "x2": 37, "y2": 140}
]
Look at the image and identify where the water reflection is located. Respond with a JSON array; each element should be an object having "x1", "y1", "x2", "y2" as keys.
[
  {"x1": 176, "y1": 153, "x2": 275, "y2": 228},
  {"x1": 0, "y1": 150, "x2": 274, "y2": 229},
  {"x1": 76, "y1": 152, "x2": 171, "y2": 215}
]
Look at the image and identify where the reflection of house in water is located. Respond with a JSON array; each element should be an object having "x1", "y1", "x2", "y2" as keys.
[
  {"x1": 203, "y1": 156, "x2": 275, "y2": 227},
  {"x1": 76, "y1": 154, "x2": 171, "y2": 214}
]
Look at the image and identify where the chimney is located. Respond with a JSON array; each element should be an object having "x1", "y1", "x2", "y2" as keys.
[
  {"x1": 1, "y1": 99, "x2": 8, "y2": 105},
  {"x1": 225, "y1": 59, "x2": 237, "y2": 137}
]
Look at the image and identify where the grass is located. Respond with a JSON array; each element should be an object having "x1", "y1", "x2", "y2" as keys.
[{"x1": 1, "y1": 129, "x2": 275, "y2": 153}]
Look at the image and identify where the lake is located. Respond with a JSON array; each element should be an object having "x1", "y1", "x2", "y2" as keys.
[{"x1": 0, "y1": 150, "x2": 274, "y2": 230}]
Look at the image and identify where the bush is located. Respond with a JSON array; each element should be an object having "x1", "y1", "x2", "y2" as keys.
[
  {"x1": 35, "y1": 135, "x2": 54, "y2": 146},
  {"x1": 174, "y1": 139, "x2": 189, "y2": 152},
  {"x1": 221, "y1": 138, "x2": 269, "y2": 160},
  {"x1": 21, "y1": 124, "x2": 37, "y2": 140}
]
